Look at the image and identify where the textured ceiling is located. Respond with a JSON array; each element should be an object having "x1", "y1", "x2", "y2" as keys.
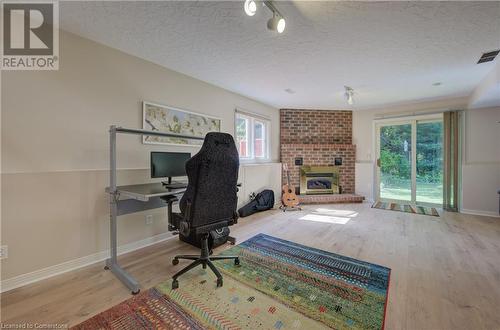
[{"x1": 60, "y1": 1, "x2": 500, "y2": 110}]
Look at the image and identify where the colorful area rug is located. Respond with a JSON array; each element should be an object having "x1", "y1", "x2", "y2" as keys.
[
  {"x1": 372, "y1": 201, "x2": 439, "y2": 217},
  {"x1": 74, "y1": 234, "x2": 391, "y2": 329}
]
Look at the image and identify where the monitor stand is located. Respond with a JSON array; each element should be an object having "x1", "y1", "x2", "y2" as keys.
[{"x1": 162, "y1": 177, "x2": 187, "y2": 189}]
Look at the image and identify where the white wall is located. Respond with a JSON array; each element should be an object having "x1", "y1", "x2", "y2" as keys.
[
  {"x1": 1, "y1": 30, "x2": 280, "y2": 286},
  {"x1": 238, "y1": 163, "x2": 282, "y2": 206},
  {"x1": 461, "y1": 106, "x2": 500, "y2": 216},
  {"x1": 353, "y1": 98, "x2": 500, "y2": 217}
]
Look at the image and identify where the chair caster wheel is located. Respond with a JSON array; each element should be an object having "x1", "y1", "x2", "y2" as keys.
[
  {"x1": 172, "y1": 280, "x2": 179, "y2": 290},
  {"x1": 131, "y1": 289, "x2": 140, "y2": 295},
  {"x1": 104, "y1": 266, "x2": 109, "y2": 270},
  {"x1": 172, "y1": 258, "x2": 179, "y2": 266},
  {"x1": 234, "y1": 258, "x2": 240, "y2": 266},
  {"x1": 217, "y1": 278, "x2": 223, "y2": 287}
]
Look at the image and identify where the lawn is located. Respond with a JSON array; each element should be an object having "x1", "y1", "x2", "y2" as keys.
[{"x1": 380, "y1": 176, "x2": 442, "y2": 205}]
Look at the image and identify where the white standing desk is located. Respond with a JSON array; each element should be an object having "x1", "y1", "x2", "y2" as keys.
[
  {"x1": 106, "y1": 126, "x2": 203, "y2": 294},
  {"x1": 104, "y1": 183, "x2": 186, "y2": 294}
]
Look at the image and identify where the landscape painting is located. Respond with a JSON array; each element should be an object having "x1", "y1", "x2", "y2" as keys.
[{"x1": 143, "y1": 101, "x2": 221, "y2": 146}]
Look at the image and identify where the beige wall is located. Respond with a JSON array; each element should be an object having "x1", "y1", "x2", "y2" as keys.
[
  {"x1": 353, "y1": 99, "x2": 500, "y2": 216},
  {"x1": 1, "y1": 31, "x2": 280, "y2": 282}
]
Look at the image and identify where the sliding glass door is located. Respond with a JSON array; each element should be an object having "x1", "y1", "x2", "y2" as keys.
[
  {"x1": 416, "y1": 121, "x2": 443, "y2": 205},
  {"x1": 376, "y1": 116, "x2": 443, "y2": 206},
  {"x1": 378, "y1": 122, "x2": 413, "y2": 202}
]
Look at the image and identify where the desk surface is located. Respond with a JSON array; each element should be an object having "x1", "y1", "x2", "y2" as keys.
[{"x1": 106, "y1": 183, "x2": 186, "y2": 201}]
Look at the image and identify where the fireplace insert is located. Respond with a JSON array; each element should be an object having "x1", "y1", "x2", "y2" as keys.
[{"x1": 300, "y1": 166, "x2": 339, "y2": 195}]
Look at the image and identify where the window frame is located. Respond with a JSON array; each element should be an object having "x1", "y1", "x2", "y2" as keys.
[{"x1": 234, "y1": 109, "x2": 271, "y2": 163}]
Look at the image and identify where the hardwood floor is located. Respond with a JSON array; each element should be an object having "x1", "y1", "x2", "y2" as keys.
[{"x1": 1, "y1": 203, "x2": 500, "y2": 329}]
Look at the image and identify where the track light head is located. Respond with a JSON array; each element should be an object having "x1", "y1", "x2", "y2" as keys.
[
  {"x1": 267, "y1": 14, "x2": 285, "y2": 33},
  {"x1": 244, "y1": 0, "x2": 257, "y2": 16}
]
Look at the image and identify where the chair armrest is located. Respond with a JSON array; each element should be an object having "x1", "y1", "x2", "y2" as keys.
[
  {"x1": 161, "y1": 195, "x2": 179, "y2": 232},
  {"x1": 178, "y1": 200, "x2": 192, "y2": 236}
]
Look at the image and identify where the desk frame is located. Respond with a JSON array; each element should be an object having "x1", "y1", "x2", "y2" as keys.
[{"x1": 106, "y1": 126, "x2": 204, "y2": 294}]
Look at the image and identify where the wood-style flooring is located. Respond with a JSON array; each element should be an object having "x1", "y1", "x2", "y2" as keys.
[{"x1": 1, "y1": 203, "x2": 500, "y2": 329}]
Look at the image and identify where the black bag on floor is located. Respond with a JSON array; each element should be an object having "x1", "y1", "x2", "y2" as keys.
[{"x1": 238, "y1": 189, "x2": 275, "y2": 217}]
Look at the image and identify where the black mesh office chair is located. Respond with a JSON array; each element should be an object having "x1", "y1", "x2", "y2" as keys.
[{"x1": 169, "y1": 132, "x2": 240, "y2": 289}]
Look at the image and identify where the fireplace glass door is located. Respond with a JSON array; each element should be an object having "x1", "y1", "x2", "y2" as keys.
[{"x1": 300, "y1": 166, "x2": 339, "y2": 195}]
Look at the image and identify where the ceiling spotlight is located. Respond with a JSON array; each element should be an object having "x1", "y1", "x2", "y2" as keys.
[
  {"x1": 267, "y1": 14, "x2": 285, "y2": 33},
  {"x1": 244, "y1": 0, "x2": 257, "y2": 16},
  {"x1": 344, "y1": 86, "x2": 354, "y2": 105},
  {"x1": 244, "y1": 1, "x2": 286, "y2": 34}
]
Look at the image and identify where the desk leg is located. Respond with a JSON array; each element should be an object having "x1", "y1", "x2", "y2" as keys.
[
  {"x1": 105, "y1": 259, "x2": 140, "y2": 294},
  {"x1": 105, "y1": 194, "x2": 140, "y2": 294}
]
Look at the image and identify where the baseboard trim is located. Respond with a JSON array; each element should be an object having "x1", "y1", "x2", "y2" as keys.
[
  {"x1": 460, "y1": 208, "x2": 500, "y2": 218},
  {"x1": 0, "y1": 232, "x2": 176, "y2": 293}
]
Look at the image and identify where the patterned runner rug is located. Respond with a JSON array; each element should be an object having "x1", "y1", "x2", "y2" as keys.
[
  {"x1": 372, "y1": 201, "x2": 440, "y2": 217},
  {"x1": 74, "y1": 234, "x2": 391, "y2": 330}
]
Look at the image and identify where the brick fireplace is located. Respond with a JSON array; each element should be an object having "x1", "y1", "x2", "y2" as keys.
[{"x1": 280, "y1": 109, "x2": 363, "y2": 204}]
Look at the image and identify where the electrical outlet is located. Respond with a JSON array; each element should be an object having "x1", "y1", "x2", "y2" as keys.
[
  {"x1": 145, "y1": 215, "x2": 153, "y2": 225},
  {"x1": 0, "y1": 245, "x2": 8, "y2": 259}
]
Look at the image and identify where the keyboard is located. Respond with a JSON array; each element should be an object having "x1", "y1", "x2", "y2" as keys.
[{"x1": 162, "y1": 182, "x2": 188, "y2": 189}]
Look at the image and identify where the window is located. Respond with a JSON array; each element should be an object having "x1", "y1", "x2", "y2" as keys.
[
  {"x1": 236, "y1": 115, "x2": 249, "y2": 157},
  {"x1": 235, "y1": 110, "x2": 270, "y2": 161}
]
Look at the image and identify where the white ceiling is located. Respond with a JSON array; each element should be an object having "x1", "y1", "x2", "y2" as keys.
[{"x1": 60, "y1": 1, "x2": 500, "y2": 110}]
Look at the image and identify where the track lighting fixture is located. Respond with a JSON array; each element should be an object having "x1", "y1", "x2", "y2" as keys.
[
  {"x1": 243, "y1": 0, "x2": 286, "y2": 34},
  {"x1": 244, "y1": 0, "x2": 257, "y2": 16},
  {"x1": 344, "y1": 86, "x2": 354, "y2": 105}
]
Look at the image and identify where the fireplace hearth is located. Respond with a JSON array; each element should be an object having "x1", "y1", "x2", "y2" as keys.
[{"x1": 300, "y1": 166, "x2": 339, "y2": 195}]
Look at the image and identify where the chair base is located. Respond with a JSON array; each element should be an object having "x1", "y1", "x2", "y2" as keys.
[{"x1": 171, "y1": 233, "x2": 239, "y2": 290}]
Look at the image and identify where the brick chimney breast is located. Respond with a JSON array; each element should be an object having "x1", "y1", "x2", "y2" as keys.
[{"x1": 280, "y1": 109, "x2": 356, "y2": 195}]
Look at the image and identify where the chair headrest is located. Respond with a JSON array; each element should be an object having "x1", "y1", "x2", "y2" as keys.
[{"x1": 203, "y1": 132, "x2": 235, "y2": 148}]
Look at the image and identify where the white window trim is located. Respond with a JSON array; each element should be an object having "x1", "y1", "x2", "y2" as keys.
[{"x1": 235, "y1": 109, "x2": 271, "y2": 164}]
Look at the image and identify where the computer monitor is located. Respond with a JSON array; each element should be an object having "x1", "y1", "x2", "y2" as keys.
[{"x1": 151, "y1": 152, "x2": 191, "y2": 184}]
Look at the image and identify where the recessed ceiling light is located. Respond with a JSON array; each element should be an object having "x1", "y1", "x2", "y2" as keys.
[{"x1": 432, "y1": 82, "x2": 442, "y2": 86}]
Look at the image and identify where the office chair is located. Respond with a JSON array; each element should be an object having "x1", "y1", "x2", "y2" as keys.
[{"x1": 168, "y1": 132, "x2": 240, "y2": 289}]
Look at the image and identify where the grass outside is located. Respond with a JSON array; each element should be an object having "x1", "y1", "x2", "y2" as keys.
[{"x1": 380, "y1": 176, "x2": 442, "y2": 205}]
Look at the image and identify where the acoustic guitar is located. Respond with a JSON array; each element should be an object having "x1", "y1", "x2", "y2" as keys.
[{"x1": 281, "y1": 164, "x2": 300, "y2": 208}]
